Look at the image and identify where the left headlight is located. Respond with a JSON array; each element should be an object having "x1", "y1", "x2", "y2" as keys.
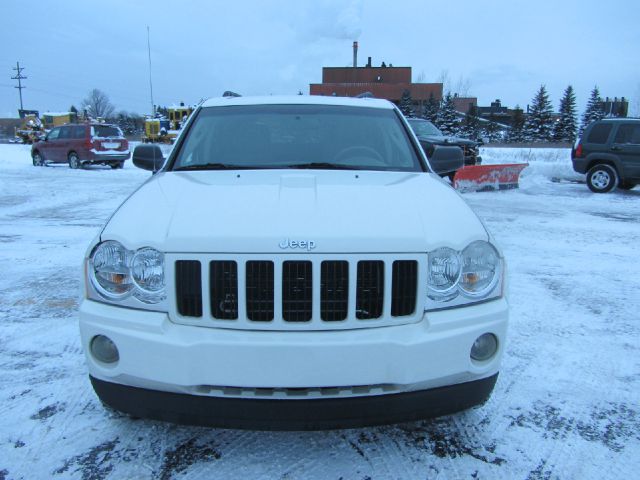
[
  {"x1": 426, "y1": 240, "x2": 503, "y2": 311},
  {"x1": 88, "y1": 241, "x2": 166, "y2": 305}
]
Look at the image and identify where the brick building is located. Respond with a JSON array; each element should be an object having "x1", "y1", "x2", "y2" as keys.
[
  {"x1": 452, "y1": 96, "x2": 477, "y2": 115},
  {"x1": 309, "y1": 43, "x2": 480, "y2": 115},
  {"x1": 310, "y1": 62, "x2": 443, "y2": 106},
  {"x1": 309, "y1": 43, "x2": 444, "y2": 111},
  {"x1": 477, "y1": 99, "x2": 514, "y2": 124}
]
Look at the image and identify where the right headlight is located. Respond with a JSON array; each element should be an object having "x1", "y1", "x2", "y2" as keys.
[
  {"x1": 87, "y1": 240, "x2": 166, "y2": 308},
  {"x1": 91, "y1": 240, "x2": 134, "y2": 300},
  {"x1": 426, "y1": 240, "x2": 503, "y2": 311}
]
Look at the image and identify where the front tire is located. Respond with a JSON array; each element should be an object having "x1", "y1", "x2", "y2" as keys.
[
  {"x1": 68, "y1": 152, "x2": 82, "y2": 169},
  {"x1": 110, "y1": 162, "x2": 124, "y2": 169},
  {"x1": 618, "y1": 181, "x2": 636, "y2": 191},
  {"x1": 587, "y1": 164, "x2": 618, "y2": 193}
]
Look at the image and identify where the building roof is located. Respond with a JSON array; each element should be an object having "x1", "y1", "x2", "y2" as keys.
[
  {"x1": 321, "y1": 66, "x2": 412, "y2": 84},
  {"x1": 201, "y1": 95, "x2": 395, "y2": 109}
]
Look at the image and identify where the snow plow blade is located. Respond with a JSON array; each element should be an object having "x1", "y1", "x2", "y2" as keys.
[{"x1": 453, "y1": 163, "x2": 528, "y2": 192}]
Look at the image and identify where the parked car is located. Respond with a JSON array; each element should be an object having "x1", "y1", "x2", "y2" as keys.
[
  {"x1": 407, "y1": 118, "x2": 482, "y2": 175},
  {"x1": 572, "y1": 118, "x2": 640, "y2": 193},
  {"x1": 31, "y1": 123, "x2": 130, "y2": 169},
  {"x1": 80, "y1": 96, "x2": 508, "y2": 430}
]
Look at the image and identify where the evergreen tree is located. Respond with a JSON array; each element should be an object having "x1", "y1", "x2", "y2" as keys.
[
  {"x1": 422, "y1": 92, "x2": 439, "y2": 123},
  {"x1": 507, "y1": 106, "x2": 525, "y2": 143},
  {"x1": 461, "y1": 105, "x2": 480, "y2": 139},
  {"x1": 524, "y1": 85, "x2": 554, "y2": 142},
  {"x1": 483, "y1": 112, "x2": 501, "y2": 143},
  {"x1": 553, "y1": 85, "x2": 578, "y2": 142},
  {"x1": 436, "y1": 93, "x2": 459, "y2": 136},
  {"x1": 399, "y1": 90, "x2": 415, "y2": 117},
  {"x1": 580, "y1": 86, "x2": 605, "y2": 134},
  {"x1": 115, "y1": 111, "x2": 144, "y2": 135}
]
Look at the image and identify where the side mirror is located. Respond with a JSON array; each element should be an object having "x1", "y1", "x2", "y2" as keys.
[{"x1": 133, "y1": 144, "x2": 165, "y2": 173}]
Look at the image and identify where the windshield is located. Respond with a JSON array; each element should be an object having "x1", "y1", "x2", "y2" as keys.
[
  {"x1": 408, "y1": 119, "x2": 442, "y2": 137},
  {"x1": 171, "y1": 104, "x2": 423, "y2": 172}
]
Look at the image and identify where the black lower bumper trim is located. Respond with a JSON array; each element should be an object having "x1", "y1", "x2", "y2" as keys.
[{"x1": 90, "y1": 374, "x2": 498, "y2": 431}]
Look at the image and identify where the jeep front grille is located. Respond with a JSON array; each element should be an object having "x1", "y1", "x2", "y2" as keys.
[
  {"x1": 391, "y1": 260, "x2": 418, "y2": 316},
  {"x1": 175, "y1": 260, "x2": 203, "y2": 317},
  {"x1": 320, "y1": 260, "x2": 349, "y2": 321},
  {"x1": 246, "y1": 261, "x2": 274, "y2": 321},
  {"x1": 282, "y1": 261, "x2": 313, "y2": 322},
  {"x1": 171, "y1": 255, "x2": 423, "y2": 331},
  {"x1": 210, "y1": 261, "x2": 238, "y2": 320},
  {"x1": 356, "y1": 261, "x2": 384, "y2": 319}
]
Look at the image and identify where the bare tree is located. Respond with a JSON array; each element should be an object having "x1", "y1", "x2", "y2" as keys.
[
  {"x1": 81, "y1": 89, "x2": 115, "y2": 119},
  {"x1": 453, "y1": 75, "x2": 472, "y2": 97},
  {"x1": 436, "y1": 69, "x2": 451, "y2": 94},
  {"x1": 435, "y1": 70, "x2": 472, "y2": 97}
]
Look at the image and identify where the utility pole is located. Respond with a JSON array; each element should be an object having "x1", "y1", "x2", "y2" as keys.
[
  {"x1": 147, "y1": 26, "x2": 155, "y2": 116},
  {"x1": 12, "y1": 61, "x2": 27, "y2": 111}
]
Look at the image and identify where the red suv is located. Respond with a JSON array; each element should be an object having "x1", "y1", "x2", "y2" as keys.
[{"x1": 31, "y1": 123, "x2": 130, "y2": 169}]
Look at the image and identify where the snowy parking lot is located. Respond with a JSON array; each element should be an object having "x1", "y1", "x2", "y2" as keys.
[{"x1": 0, "y1": 143, "x2": 638, "y2": 479}]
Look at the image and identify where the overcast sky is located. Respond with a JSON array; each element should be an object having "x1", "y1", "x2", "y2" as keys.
[{"x1": 2, "y1": 0, "x2": 639, "y2": 118}]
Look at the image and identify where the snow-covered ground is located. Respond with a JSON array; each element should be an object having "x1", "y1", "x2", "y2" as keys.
[{"x1": 0, "y1": 144, "x2": 638, "y2": 479}]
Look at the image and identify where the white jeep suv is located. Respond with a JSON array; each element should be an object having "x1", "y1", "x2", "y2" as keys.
[{"x1": 79, "y1": 96, "x2": 508, "y2": 430}]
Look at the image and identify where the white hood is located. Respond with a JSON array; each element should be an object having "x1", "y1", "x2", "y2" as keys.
[{"x1": 101, "y1": 170, "x2": 487, "y2": 253}]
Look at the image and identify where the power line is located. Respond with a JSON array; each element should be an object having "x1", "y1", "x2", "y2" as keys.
[{"x1": 11, "y1": 61, "x2": 27, "y2": 110}]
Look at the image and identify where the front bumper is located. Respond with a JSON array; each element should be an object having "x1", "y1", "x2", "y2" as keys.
[
  {"x1": 92, "y1": 373, "x2": 498, "y2": 430},
  {"x1": 80, "y1": 297, "x2": 508, "y2": 428}
]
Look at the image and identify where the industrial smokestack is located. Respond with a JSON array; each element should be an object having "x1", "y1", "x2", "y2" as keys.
[{"x1": 353, "y1": 41, "x2": 358, "y2": 68}]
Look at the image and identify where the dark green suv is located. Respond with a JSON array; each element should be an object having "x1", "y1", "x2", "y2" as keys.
[{"x1": 572, "y1": 119, "x2": 640, "y2": 193}]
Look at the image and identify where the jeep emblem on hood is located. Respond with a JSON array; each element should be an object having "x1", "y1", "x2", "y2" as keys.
[{"x1": 279, "y1": 238, "x2": 316, "y2": 251}]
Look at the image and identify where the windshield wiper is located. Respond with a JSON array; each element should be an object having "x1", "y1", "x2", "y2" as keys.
[
  {"x1": 286, "y1": 162, "x2": 357, "y2": 170},
  {"x1": 173, "y1": 163, "x2": 256, "y2": 171}
]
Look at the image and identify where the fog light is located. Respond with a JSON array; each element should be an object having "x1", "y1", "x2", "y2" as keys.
[
  {"x1": 471, "y1": 333, "x2": 498, "y2": 362},
  {"x1": 90, "y1": 335, "x2": 119, "y2": 364}
]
